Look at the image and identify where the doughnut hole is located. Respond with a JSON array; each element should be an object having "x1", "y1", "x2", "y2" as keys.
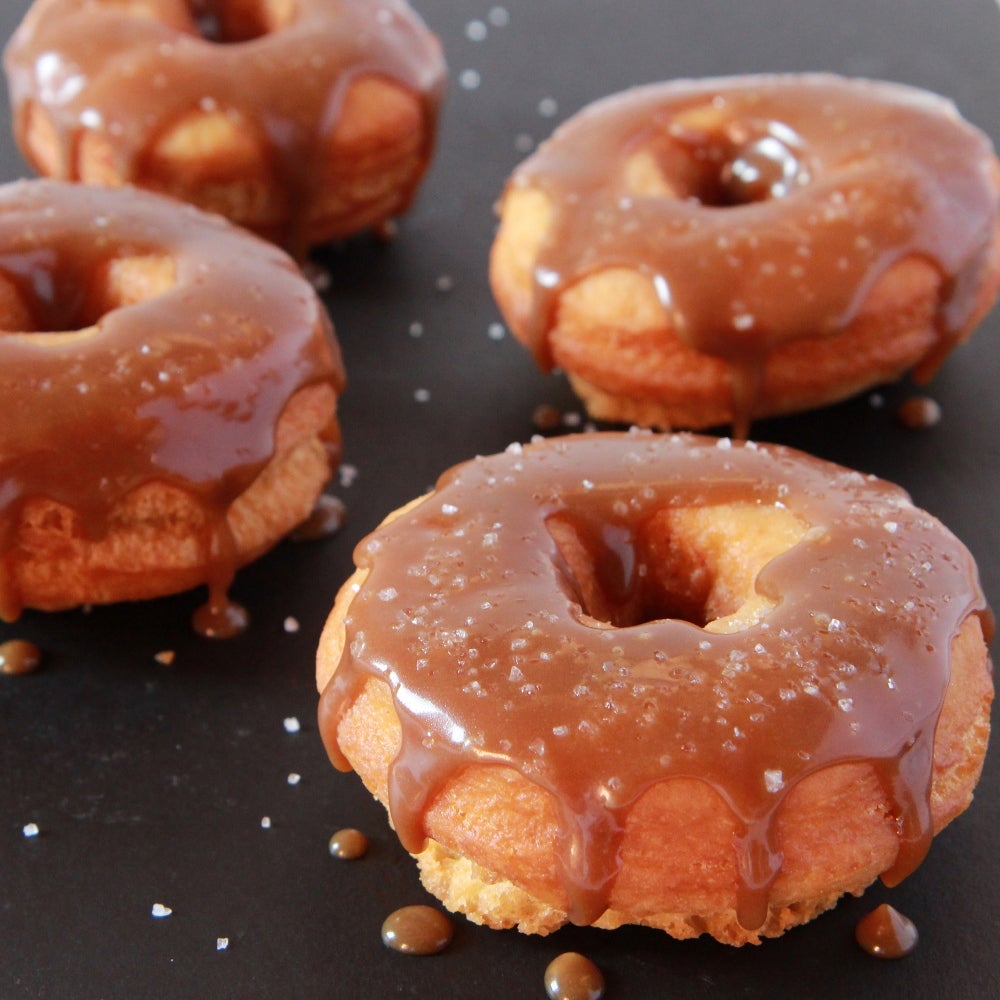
[
  {"x1": 0, "y1": 253, "x2": 176, "y2": 340},
  {"x1": 189, "y1": 0, "x2": 296, "y2": 42},
  {"x1": 547, "y1": 501, "x2": 808, "y2": 631}
]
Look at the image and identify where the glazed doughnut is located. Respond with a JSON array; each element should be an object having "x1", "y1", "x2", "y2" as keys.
[
  {"x1": 317, "y1": 432, "x2": 993, "y2": 945},
  {"x1": 489, "y1": 75, "x2": 1000, "y2": 435},
  {"x1": 0, "y1": 179, "x2": 344, "y2": 635},
  {"x1": 4, "y1": 0, "x2": 446, "y2": 255}
]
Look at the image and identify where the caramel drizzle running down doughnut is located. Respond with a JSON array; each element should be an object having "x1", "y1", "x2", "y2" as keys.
[
  {"x1": 3, "y1": 0, "x2": 446, "y2": 254},
  {"x1": 319, "y1": 432, "x2": 991, "y2": 930},
  {"x1": 0, "y1": 179, "x2": 343, "y2": 626},
  {"x1": 505, "y1": 75, "x2": 998, "y2": 433}
]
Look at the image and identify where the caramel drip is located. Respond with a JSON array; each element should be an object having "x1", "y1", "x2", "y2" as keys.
[
  {"x1": 0, "y1": 639, "x2": 42, "y2": 675},
  {"x1": 318, "y1": 432, "x2": 990, "y2": 928},
  {"x1": 380, "y1": 904, "x2": 453, "y2": 956},
  {"x1": 855, "y1": 903, "x2": 919, "y2": 958},
  {"x1": 3, "y1": 0, "x2": 447, "y2": 253},
  {"x1": 0, "y1": 179, "x2": 343, "y2": 622},
  {"x1": 506, "y1": 76, "x2": 998, "y2": 431}
]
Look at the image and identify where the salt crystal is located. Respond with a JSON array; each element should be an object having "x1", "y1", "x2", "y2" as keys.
[
  {"x1": 283, "y1": 716, "x2": 301, "y2": 734},
  {"x1": 764, "y1": 769, "x2": 785, "y2": 793},
  {"x1": 283, "y1": 616, "x2": 300, "y2": 634},
  {"x1": 538, "y1": 96, "x2": 558, "y2": 117},
  {"x1": 414, "y1": 388, "x2": 431, "y2": 403},
  {"x1": 22, "y1": 822, "x2": 39, "y2": 838},
  {"x1": 488, "y1": 321, "x2": 506, "y2": 340},
  {"x1": 151, "y1": 903, "x2": 173, "y2": 918},
  {"x1": 465, "y1": 19, "x2": 487, "y2": 40},
  {"x1": 458, "y1": 69, "x2": 481, "y2": 90},
  {"x1": 287, "y1": 773, "x2": 301, "y2": 786},
  {"x1": 216, "y1": 938, "x2": 229, "y2": 951},
  {"x1": 261, "y1": 816, "x2": 272, "y2": 829}
]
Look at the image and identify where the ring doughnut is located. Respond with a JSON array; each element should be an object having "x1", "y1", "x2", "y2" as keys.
[
  {"x1": 4, "y1": 0, "x2": 446, "y2": 254},
  {"x1": 317, "y1": 431, "x2": 993, "y2": 945},
  {"x1": 0, "y1": 179, "x2": 344, "y2": 636},
  {"x1": 489, "y1": 75, "x2": 1000, "y2": 435}
]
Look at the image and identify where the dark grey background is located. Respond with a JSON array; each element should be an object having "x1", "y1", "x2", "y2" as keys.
[{"x1": 1, "y1": 1, "x2": 998, "y2": 997}]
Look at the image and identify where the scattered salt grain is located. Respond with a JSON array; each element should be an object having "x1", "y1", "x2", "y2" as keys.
[
  {"x1": 22, "y1": 822, "x2": 39, "y2": 838},
  {"x1": 283, "y1": 716, "x2": 301, "y2": 734},
  {"x1": 408, "y1": 321, "x2": 424, "y2": 337},
  {"x1": 261, "y1": 816, "x2": 272, "y2": 829},
  {"x1": 538, "y1": 96, "x2": 558, "y2": 117},
  {"x1": 488, "y1": 6, "x2": 510, "y2": 27},
  {"x1": 216, "y1": 938, "x2": 229, "y2": 951},
  {"x1": 151, "y1": 903, "x2": 173, "y2": 918},
  {"x1": 487, "y1": 321, "x2": 506, "y2": 340},
  {"x1": 465, "y1": 19, "x2": 487, "y2": 41},
  {"x1": 287, "y1": 773, "x2": 301, "y2": 786},
  {"x1": 414, "y1": 388, "x2": 431, "y2": 403},
  {"x1": 435, "y1": 274, "x2": 454, "y2": 292},
  {"x1": 283, "y1": 616, "x2": 300, "y2": 634},
  {"x1": 458, "y1": 69, "x2": 481, "y2": 90},
  {"x1": 339, "y1": 464, "x2": 358, "y2": 488}
]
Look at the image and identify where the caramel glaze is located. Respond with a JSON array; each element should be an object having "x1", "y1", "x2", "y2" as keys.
[
  {"x1": 319, "y1": 432, "x2": 991, "y2": 931},
  {"x1": 503, "y1": 75, "x2": 999, "y2": 433},
  {"x1": 3, "y1": 0, "x2": 446, "y2": 254},
  {"x1": 0, "y1": 179, "x2": 344, "y2": 624}
]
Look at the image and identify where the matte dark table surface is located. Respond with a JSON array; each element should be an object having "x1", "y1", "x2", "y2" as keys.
[{"x1": 2, "y1": 2, "x2": 998, "y2": 997}]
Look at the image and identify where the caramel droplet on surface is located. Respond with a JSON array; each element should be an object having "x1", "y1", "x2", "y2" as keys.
[
  {"x1": 292, "y1": 495, "x2": 348, "y2": 541},
  {"x1": 328, "y1": 828, "x2": 368, "y2": 860},
  {"x1": 0, "y1": 639, "x2": 42, "y2": 675},
  {"x1": 381, "y1": 905, "x2": 453, "y2": 956},
  {"x1": 897, "y1": 395, "x2": 942, "y2": 430},
  {"x1": 192, "y1": 597, "x2": 250, "y2": 639},
  {"x1": 545, "y1": 952, "x2": 605, "y2": 1000},
  {"x1": 532, "y1": 403, "x2": 563, "y2": 432},
  {"x1": 855, "y1": 903, "x2": 919, "y2": 958}
]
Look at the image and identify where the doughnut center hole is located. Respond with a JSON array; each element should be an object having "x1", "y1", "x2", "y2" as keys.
[
  {"x1": 548, "y1": 503, "x2": 808, "y2": 631},
  {"x1": 630, "y1": 116, "x2": 809, "y2": 206},
  {"x1": 0, "y1": 254, "x2": 177, "y2": 334},
  {"x1": 189, "y1": 0, "x2": 292, "y2": 43}
]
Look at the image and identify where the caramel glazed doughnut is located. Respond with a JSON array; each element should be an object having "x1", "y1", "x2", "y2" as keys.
[
  {"x1": 490, "y1": 75, "x2": 1000, "y2": 435},
  {"x1": 0, "y1": 179, "x2": 344, "y2": 636},
  {"x1": 317, "y1": 432, "x2": 994, "y2": 946},
  {"x1": 3, "y1": 0, "x2": 446, "y2": 255}
]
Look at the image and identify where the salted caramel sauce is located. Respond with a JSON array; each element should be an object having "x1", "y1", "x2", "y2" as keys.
[
  {"x1": 380, "y1": 904, "x2": 453, "y2": 956},
  {"x1": 328, "y1": 826, "x2": 368, "y2": 860},
  {"x1": 0, "y1": 638, "x2": 42, "y2": 675},
  {"x1": 505, "y1": 76, "x2": 998, "y2": 434},
  {"x1": 544, "y1": 952, "x2": 605, "y2": 1000},
  {"x1": 855, "y1": 902, "x2": 919, "y2": 958},
  {"x1": 0, "y1": 179, "x2": 343, "y2": 625},
  {"x1": 3, "y1": 0, "x2": 447, "y2": 255},
  {"x1": 319, "y1": 432, "x2": 990, "y2": 929}
]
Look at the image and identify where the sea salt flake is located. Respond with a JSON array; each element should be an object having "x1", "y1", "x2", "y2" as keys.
[
  {"x1": 22, "y1": 822, "x2": 39, "y2": 838},
  {"x1": 283, "y1": 716, "x2": 301, "y2": 734},
  {"x1": 260, "y1": 816, "x2": 272, "y2": 829},
  {"x1": 764, "y1": 769, "x2": 785, "y2": 793},
  {"x1": 216, "y1": 938, "x2": 229, "y2": 951},
  {"x1": 287, "y1": 773, "x2": 301, "y2": 786},
  {"x1": 151, "y1": 903, "x2": 173, "y2": 918}
]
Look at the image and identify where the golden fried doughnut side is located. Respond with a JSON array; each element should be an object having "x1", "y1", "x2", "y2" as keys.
[
  {"x1": 10, "y1": 383, "x2": 336, "y2": 611},
  {"x1": 321, "y1": 553, "x2": 990, "y2": 945}
]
